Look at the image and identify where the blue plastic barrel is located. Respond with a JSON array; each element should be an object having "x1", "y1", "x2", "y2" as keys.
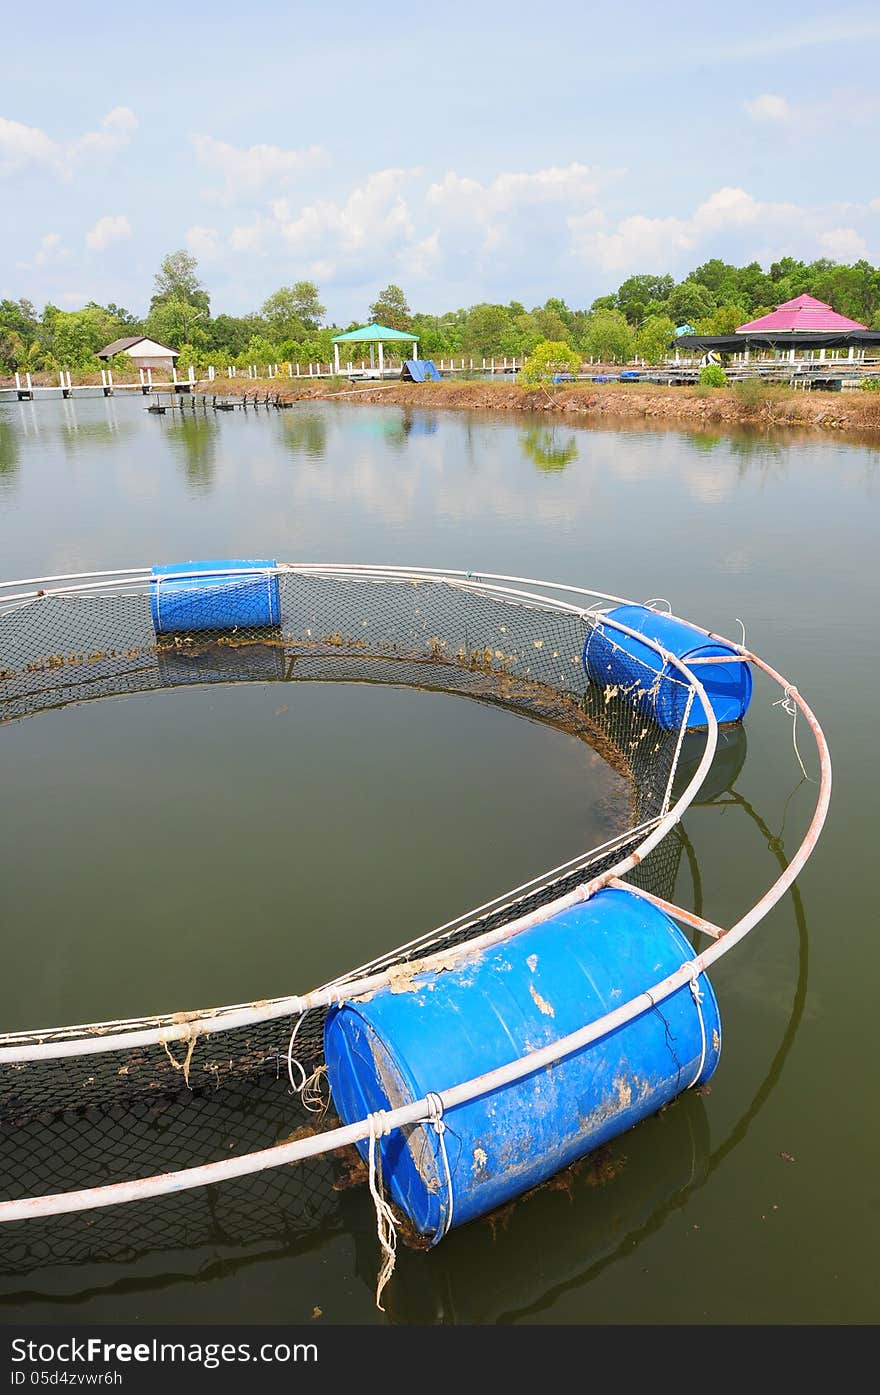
[
  {"x1": 324, "y1": 886, "x2": 720, "y2": 1239},
  {"x1": 150, "y1": 559, "x2": 281, "y2": 634},
  {"x1": 582, "y1": 604, "x2": 752, "y2": 729}
]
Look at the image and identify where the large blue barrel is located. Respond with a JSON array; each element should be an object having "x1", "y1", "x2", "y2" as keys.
[
  {"x1": 583, "y1": 604, "x2": 752, "y2": 730},
  {"x1": 150, "y1": 559, "x2": 281, "y2": 634},
  {"x1": 324, "y1": 886, "x2": 721, "y2": 1239}
]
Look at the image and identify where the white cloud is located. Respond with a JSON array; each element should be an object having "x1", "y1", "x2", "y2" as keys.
[
  {"x1": 35, "y1": 232, "x2": 69, "y2": 266},
  {"x1": 186, "y1": 224, "x2": 223, "y2": 261},
  {"x1": 428, "y1": 163, "x2": 618, "y2": 223},
  {"x1": 744, "y1": 94, "x2": 792, "y2": 123},
  {"x1": 191, "y1": 134, "x2": 328, "y2": 203},
  {"x1": 570, "y1": 212, "x2": 694, "y2": 272},
  {"x1": 229, "y1": 168, "x2": 418, "y2": 264},
  {"x1": 871, "y1": 199, "x2": 880, "y2": 212},
  {"x1": 0, "y1": 107, "x2": 137, "y2": 180},
  {"x1": 571, "y1": 185, "x2": 863, "y2": 275},
  {"x1": 307, "y1": 259, "x2": 336, "y2": 282},
  {"x1": 71, "y1": 107, "x2": 138, "y2": 162},
  {"x1": 424, "y1": 163, "x2": 622, "y2": 260},
  {"x1": 744, "y1": 90, "x2": 879, "y2": 130},
  {"x1": 400, "y1": 232, "x2": 442, "y2": 280},
  {"x1": 86, "y1": 214, "x2": 132, "y2": 251},
  {"x1": 0, "y1": 117, "x2": 57, "y2": 177},
  {"x1": 16, "y1": 231, "x2": 70, "y2": 271},
  {"x1": 817, "y1": 227, "x2": 868, "y2": 261}
]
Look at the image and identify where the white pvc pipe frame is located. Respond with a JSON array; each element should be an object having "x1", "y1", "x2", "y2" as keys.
[{"x1": 0, "y1": 564, "x2": 831, "y2": 1223}]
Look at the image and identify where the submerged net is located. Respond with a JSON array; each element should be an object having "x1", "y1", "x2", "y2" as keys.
[{"x1": 0, "y1": 567, "x2": 702, "y2": 1221}]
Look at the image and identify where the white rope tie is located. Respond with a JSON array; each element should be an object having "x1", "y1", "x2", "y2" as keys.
[
  {"x1": 425, "y1": 1092, "x2": 455, "y2": 1243},
  {"x1": 284, "y1": 1013, "x2": 328, "y2": 1113},
  {"x1": 688, "y1": 967, "x2": 708, "y2": 1089},
  {"x1": 285, "y1": 1013, "x2": 308, "y2": 1095},
  {"x1": 772, "y1": 685, "x2": 811, "y2": 782},
  {"x1": 367, "y1": 1111, "x2": 398, "y2": 1312}
]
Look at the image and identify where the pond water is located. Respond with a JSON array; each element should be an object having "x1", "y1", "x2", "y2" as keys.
[{"x1": 0, "y1": 393, "x2": 877, "y2": 1324}]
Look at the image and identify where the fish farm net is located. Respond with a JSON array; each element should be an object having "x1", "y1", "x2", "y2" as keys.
[{"x1": 0, "y1": 566, "x2": 704, "y2": 1215}]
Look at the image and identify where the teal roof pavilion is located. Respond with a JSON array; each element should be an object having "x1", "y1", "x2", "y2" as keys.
[{"x1": 331, "y1": 321, "x2": 418, "y2": 343}]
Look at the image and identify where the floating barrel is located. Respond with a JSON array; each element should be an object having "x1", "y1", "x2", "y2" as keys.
[
  {"x1": 582, "y1": 604, "x2": 752, "y2": 730},
  {"x1": 150, "y1": 559, "x2": 281, "y2": 635},
  {"x1": 324, "y1": 886, "x2": 721, "y2": 1240}
]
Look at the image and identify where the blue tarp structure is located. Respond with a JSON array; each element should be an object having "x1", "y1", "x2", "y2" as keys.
[{"x1": 401, "y1": 360, "x2": 441, "y2": 382}]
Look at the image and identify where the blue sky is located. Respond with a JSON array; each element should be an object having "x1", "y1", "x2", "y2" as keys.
[{"x1": 3, "y1": 1, "x2": 880, "y2": 321}]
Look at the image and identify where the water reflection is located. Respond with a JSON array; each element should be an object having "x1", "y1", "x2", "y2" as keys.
[
  {"x1": 279, "y1": 411, "x2": 328, "y2": 458},
  {"x1": 0, "y1": 419, "x2": 19, "y2": 481},
  {"x1": 56, "y1": 399, "x2": 134, "y2": 453},
  {"x1": 382, "y1": 409, "x2": 439, "y2": 450},
  {"x1": 168, "y1": 414, "x2": 218, "y2": 490},
  {"x1": 519, "y1": 425, "x2": 578, "y2": 472},
  {"x1": 687, "y1": 432, "x2": 724, "y2": 454}
]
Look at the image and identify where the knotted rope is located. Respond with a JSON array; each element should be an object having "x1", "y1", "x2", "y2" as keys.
[
  {"x1": 367, "y1": 1110, "x2": 398, "y2": 1311},
  {"x1": 425, "y1": 1092, "x2": 455, "y2": 1244},
  {"x1": 772, "y1": 685, "x2": 811, "y2": 782}
]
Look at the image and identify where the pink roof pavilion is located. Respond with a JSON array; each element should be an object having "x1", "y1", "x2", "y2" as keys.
[{"x1": 736, "y1": 294, "x2": 868, "y2": 334}]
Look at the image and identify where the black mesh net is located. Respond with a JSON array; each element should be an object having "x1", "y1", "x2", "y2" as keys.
[{"x1": 0, "y1": 569, "x2": 700, "y2": 1215}]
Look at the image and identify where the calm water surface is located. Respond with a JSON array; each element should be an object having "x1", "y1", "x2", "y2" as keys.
[{"x1": 0, "y1": 394, "x2": 877, "y2": 1324}]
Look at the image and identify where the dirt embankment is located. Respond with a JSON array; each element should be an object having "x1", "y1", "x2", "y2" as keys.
[{"x1": 219, "y1": 377, "x2": 880, "y2": 437}]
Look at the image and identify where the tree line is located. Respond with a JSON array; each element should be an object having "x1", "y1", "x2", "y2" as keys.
[{"x1": 3, "y1": 249, "x2": 880, "y2": 375}]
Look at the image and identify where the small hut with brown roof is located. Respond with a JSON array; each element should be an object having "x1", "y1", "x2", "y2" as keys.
[{"x1": 97, "y1": 336, "x2": 179, "y2": 374}]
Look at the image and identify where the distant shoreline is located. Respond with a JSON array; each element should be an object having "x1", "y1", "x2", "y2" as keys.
[
  {"x1": 225, "y1": 376, "x2": 880, "y2": 438},
  {"x1": 4, "y1": 373, "x2": 879, "y2": 438}
]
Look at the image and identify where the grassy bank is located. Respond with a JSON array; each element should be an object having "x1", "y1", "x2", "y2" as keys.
[{"x1": 219, "y1": 376, "x2": 880, "y2": 436}]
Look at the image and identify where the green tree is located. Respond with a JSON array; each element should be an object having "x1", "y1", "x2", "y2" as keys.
[
  {"x1": 668, "y1": 281, "x2": 717, "y2": 326},
  {"x1": 42, "y1": 305, "x2": 124, "y2": 369},
  {"x1": 262, "y1": 282, "x2": 325, "y2": 338},
  {"x1": 616, "y1": 274, "x2": 674, "y2": 324},
  {"x1": 145, "y1": 299, "x2": 209, "y2": 351},
  {"x1": 0, "y1": 298, "x2": 40, "y2": 371},
  {"x1": 635, "y1": 314, "x2": 676, "y2": 364},
  {"x1": 463, "y1": 304, "x2": 511, "y2": 356},
  {"x1": 696, "y1": 303, "x2": 750, "y2": 335},
  {"x1": 811, "y1": 260, "x2": 880, "y2": 324},
  {"x1": 206, "y1": 314, "x2": 265, "y2": 357},
  {"x1": 368, "y1": 284, "x2": 412, "y2": 331},
  {"x1": 531, "y1": 308, "x2": 570, "y2": 343},
  {"x1": 584, "y1": 309, "x2": 635, "y2": 364},
  {"x1": 520, "y1": 340, "x2": 582, "y2": 385},
  {"x1": 85, "y1": 301, "x2": 142, "y2": 332},
  {"x1": 150, "y1": 250, "x2": 210, "y2": 315}
]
